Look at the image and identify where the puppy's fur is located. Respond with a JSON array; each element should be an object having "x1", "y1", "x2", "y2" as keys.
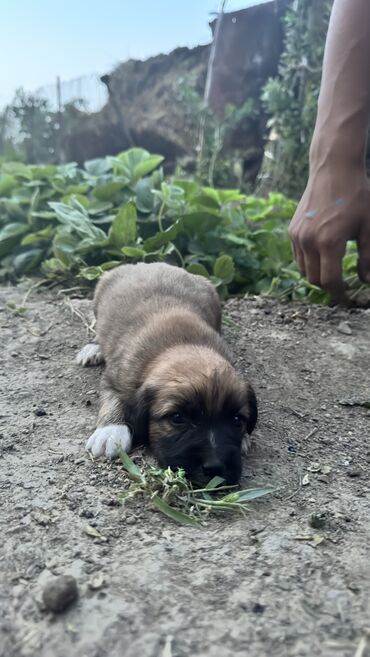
[{"x1": 77, "y1": 263, "x2": 257, "y2": 483}]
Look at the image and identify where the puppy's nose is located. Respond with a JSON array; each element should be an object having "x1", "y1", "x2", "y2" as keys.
[{"x1": 202, "y1": 457, "x2": 223, "y2": 479}]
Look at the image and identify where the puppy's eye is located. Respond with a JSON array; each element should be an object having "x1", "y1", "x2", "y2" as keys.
[
  {"x1": 232, "y1": 414, "x2": 244, "y2": 427},
  {"x1": 170, "y1": 412, "x2": 185, "y2": 425}
]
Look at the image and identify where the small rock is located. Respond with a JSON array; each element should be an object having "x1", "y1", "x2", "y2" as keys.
[
  {"x1": 309, "y1": 513, "x2": 326, "y2": 529},
  {"x1": 252, "y1": 602, "x2": 265, "y2": 614},
  {"x1": 126, "y1": 516, "x2": 137, "y2": 525},
  {"x1": 34, "y1": 407, "x2": 47, "y2": 417},
  {"x1": 347, "y1": 469, "x2": 361, "y2": 478},
  {"x1": 42, "y1": 575, "x2": 78, "y2": 613},
  {"x1": 337, "y1": 321, "x2": 352, "y2": 336},
  {"x1": 88, "y1": 573, "x2": 105, "y2": 590}
]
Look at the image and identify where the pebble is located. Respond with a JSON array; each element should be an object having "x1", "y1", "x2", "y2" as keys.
[
  {"x1": 42, "y1": 575, "x2": 78, "y2": 613},
  {"x1": 34, "y1": 407, "x2": 47, "y2": 417},
  {"x1": 337, "y1": 321, "x2": 352, "y2": 336}
]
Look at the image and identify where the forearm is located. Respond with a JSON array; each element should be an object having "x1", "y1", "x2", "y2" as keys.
[{"x1": 310, "y1": 0, "x2": 370, "y2": 170}]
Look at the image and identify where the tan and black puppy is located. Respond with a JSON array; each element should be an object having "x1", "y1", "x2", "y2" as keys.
[{"x1": 77, "y1": 263, "x2": 257, "y2": 484}]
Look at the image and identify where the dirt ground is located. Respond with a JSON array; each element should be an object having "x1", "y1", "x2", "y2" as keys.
[{"x1": 0, "y1": 284, "x2": 370, "y2": 657}]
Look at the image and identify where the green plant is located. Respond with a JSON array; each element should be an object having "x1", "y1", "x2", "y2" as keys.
[
  {"x1": 119, "y1": 451, "x2": 275, "y2": 527},
  {"x1": 262, "y1": 0, "x2": 333, "y2": 197},
  {"x1": 0, "y1": 148, "x2": 366, "y2": 302},
  {"x1": 176, "y1": 75, "x2": 255, "y2": 188}
]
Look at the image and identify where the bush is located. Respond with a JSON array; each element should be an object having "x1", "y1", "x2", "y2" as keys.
[{"x1": 0, "y1": 148, "x2": 361, "y2": 303}]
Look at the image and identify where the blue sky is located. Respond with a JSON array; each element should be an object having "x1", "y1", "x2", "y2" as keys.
[{"x1": 1, "y1": 0, "x2": 265, "y2": 106}]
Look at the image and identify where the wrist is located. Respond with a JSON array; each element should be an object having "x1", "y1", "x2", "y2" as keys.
[{"x1": 309, "y1": 124, "x2": 368, "y2": 174}]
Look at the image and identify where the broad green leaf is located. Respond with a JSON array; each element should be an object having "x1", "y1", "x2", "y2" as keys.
[
  {"x1": 115, "y1": 148, "x2": 164, "y2": 184},
  {"x1": 21, "y1": 225, "x2": 54, "y2": 245},
  {"x1": 0, "y1": 223, "x2": 29, "y2": 257},
  {"x1": 30, "y1": 165, "x2": 57, "y2": 180},
  {"x1": 85, "y1": 158, "x2": 112, "y2": 177},
  {"x1": 133, "y1": 155, "x2": 164, "y2": 181},
  {"x1": 152, "y1": 495, "x2": 201, "y2": 527},
  {"x1": 13, "y1": 248, "x2": 44, "y2": 274},
  {"x1": 134, "y1": 178, "x2": 155, "y2": 213},
  {"x1": 93, "y1": 179, "x2": 128, "y2": 202},
  {"x1": 79, "y1": 266, "x2": 104, "y2": 280},
  {"x1": 88, "y1": 201, "x2": 114, "y2": 216},
  {"x1": 186, "y1": 263, "x2": 210, "y2": 278},
  {"x1": 213, "y1": 255, "x2": 235, "y2": 284},
  {"x1": 1, "y1": 162, "x2": 32, "y2": 178},
  {"x1": 0, "y1": 175, "x2": 17, "y2": 196},
  {"x1": 181, "y1": 212, "x2": 221, "y2": 235},
  {"x1": 143, "y1": 221, "x2": 179, "y2": 251},
  {"x1": 122, "y1": 246, "x2": 146, "y2": 258},
  {"x1": 49, "y1": 202, "x2": 107, "y2": 243},
  {"x1": 108, "y1": 203, "x2": 137, "y2": 247},
  {"x1": 52, "y1": 228, "x2": 81, "y2": 267}
]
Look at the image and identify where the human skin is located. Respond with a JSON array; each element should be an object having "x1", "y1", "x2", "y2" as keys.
[{"x1": 288, "y1": 0, "x2": 370, "y2": 303}]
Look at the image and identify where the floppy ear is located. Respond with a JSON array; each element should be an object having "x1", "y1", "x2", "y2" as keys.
[
  {"x1": 125, "y1": 385, "x2": 155, "y2": 446},
  {"x1": 246, "y1": 386, "x2": 258, "y2": 434}
]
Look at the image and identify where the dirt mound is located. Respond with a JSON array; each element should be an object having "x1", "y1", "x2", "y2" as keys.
[{"x1": 63, "y1": 2, "x2": 287, "y2": 182}]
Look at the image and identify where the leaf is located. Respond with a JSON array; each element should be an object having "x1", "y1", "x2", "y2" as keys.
[
  {"x1": 0, "y1": 223, "x2": 29, "y2": 257},
  {"x1": 83, "y1": 524, "x2": 105, "y2": 539},
  {"x1": 79, "y1": 261, "x2": 120, "y2": 280},
  {"x1": 143, "y1": 221, "x2": 180, "y2": 251},
  {"x1": 122, "y1": 246, "x2": 146, "y2": 258},
  {"x1": 134, "y1": 178, "x2": 155, "y2": 213},
  {"x1": 93, "y1": 179, "x2": 128, "y2": 201},
  {"x1": 13, "y1": 248, "x2": 44, "y2": 274},
  {"x1": 118, "y1": 451, "x2": 144, "y2": 482},
  {"x1": 232, "y1": 487, "x2": 275, "y2": 502},
  {"x1": 115, "y1": 148, "x2": 164, "y2": 184},
  {"x1": 49, "y1": 202, "x2": 107, "y2": 243},
  {"x1": 21, "y1": 225, "x2": 54, "y2": 245},
  {"x1": 108, "y1": 203, "x2": 137, "y2": 247},
  {"x1": 1, "y1": 162, "x2": 32, "y2": 178},
  {"x1": 213, "y1": 255, "x2": 235, "y2": 284},
  {"x1": 181, "y1": 211, "x2": 221, "y2": 235},
  {"x1": 133, "y1": 155, "x2": 164, "y2": 181},
  {"x1": 53, "y1": 228, "x2": 81, "y2": 267},
  {"x1": 30, "y1": 165, "x2": 57, "y2": 180},
  {"x1": 152, "y1": 495, "x2": 201, "y2": 527},
  {"x1": 205, "y1": 476, "x2": 225, "y2": 490},
  {"x1": 186, "y1": 263, "x2": 210, "y2": 278},
  {"x1": 84, "y1": 158, "x2": 112, "y2": 177},
  {"x1": 0, "y1": 175, "x2": 17, "y2": 196}
]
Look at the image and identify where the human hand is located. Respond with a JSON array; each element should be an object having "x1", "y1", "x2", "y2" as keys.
[{"x1": 289, "y1": 168, "x2": 370, "y2": 302}]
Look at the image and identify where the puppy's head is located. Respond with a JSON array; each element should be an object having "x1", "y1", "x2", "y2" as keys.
[{"x1": 128, "y1": 346, "x2": 257, "y2": 484}]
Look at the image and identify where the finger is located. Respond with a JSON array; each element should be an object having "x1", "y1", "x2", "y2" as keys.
[
  {"x1": 292, "y1": 241, "x2": 306, "y2": 275},
  {"x1": 357, "y1": 228, "x2": 370, "y2": 284},
  {"x1": 303, "y1": 250, "x2": 321, "y2": 287},
  {"x1": 319, "y1": 242, "x2": 347, "y2": 303}
]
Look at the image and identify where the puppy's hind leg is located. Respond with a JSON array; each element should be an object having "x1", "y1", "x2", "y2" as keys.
[
  {"x1": 85, "y1": 379, "x2": 132, "y2": 459},
  {"x1": 76, "y1": 342, "x2": 104, "y2": 367}
]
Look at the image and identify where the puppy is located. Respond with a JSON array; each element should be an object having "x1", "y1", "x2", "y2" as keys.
[{"x1": 77, "y1": 263, "x2": 257, "y2": 484}]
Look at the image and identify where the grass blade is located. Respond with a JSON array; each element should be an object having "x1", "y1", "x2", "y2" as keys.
[
  {"x1": 152, "y1": 495, "x2": 201, "y2": 527},
  {"x1": 118, "y1": 450, "x2": 144, "y2": 482},
  {"x1": 205, "y1": 475, "x2": 225, "y2": 490},
  {"x1": 232, "y1": 487, "x2": 275, "y2": 502}
]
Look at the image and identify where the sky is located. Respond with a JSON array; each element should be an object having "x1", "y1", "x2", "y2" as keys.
[{"x1": 1, "y1": 0, "x2": 266, "y2": 107}]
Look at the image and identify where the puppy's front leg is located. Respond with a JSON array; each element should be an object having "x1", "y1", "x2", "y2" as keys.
[{"x1": 86, "y1": 380, "x2": 132, "y2": 459}]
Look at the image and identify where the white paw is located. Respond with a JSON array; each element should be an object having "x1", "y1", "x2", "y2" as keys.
[
  {"x1": 76, "y1": 343, "x2": 104, "y2": 367},
  {"x1": 85, "y1": 424, "x2": 132, "y2": 458}
]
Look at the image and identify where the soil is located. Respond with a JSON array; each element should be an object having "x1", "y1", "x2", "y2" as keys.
[{"x1": 0, "y1": 285, "x2": 370, "y2": 657}]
